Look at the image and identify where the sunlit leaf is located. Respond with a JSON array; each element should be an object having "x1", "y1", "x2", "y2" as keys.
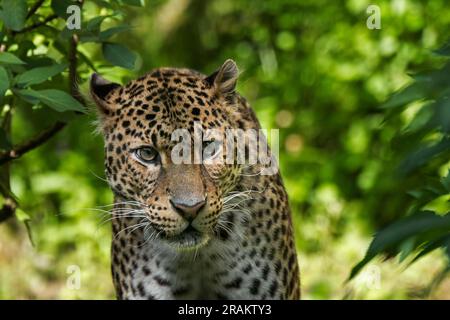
[
  {"x1": 86, "y1": 15, "x2": 113, "y2": 32},
  {"x1": 122, "y1": 0, "x2": 145, "y2": 6},
  {"x1": 402, "y1": 102, "x2": 434, "y2": 133},
  {"x1": 15, "y1": 208, "x2": 30, "y2": 222},
  {"x1": 381, "y1": 83, "x2": 426, "y2": 110},
  {"x1": 92, "y1": 0, "x2": 114, "y2": 9}
]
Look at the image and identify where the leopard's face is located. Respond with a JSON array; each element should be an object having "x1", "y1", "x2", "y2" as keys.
[{"x1": 91, "y1": 60, "x2": 243, "y2": 250}]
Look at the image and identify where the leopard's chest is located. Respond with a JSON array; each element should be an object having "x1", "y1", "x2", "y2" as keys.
[
  {"x1": 110, "y1": 180, "x2": 300, "y2": 300},
  {"x1": 111, "y1": 226, "x2": 287, "y2": 300},
  {"x1": 112, "y1": 237, "x2": 245, "y2": 299}
]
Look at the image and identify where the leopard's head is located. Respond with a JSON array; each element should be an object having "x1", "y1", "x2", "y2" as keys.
[{"x1": 91, "y1": 60, "x2": 250, "y2": 250}]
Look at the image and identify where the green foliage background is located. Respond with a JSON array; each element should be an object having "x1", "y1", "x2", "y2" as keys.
[{"x1": 0, "y1": 0, "x2": 449, "y2": 299}]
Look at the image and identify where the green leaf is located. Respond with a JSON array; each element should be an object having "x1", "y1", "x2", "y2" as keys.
[
  {"x1": 86, "y1": 15, "x2": 111, "y2": 32},
  {"x1": 92, "y1": 0, "x2": 114, "y2": 9},
  {"x1": 78, "y1": 51, "x2": 97, "y2": 71},
  {"x1": 102, "y1": 42, "x2": 136, "y2": 69},
  {"x1": 0, "y1": 128, "x2": 12, "y2": 151},
  {"x1": 14, "y1": 63, "x2": 68, "y2": 87},
  {"x1": 441, "y1": 170, "x2": 450, "y2": 192},
  {"x1": 99, "y1": 24, "x2": 131, "y2": 41},
  {"x1": 15, "y1": 89, "x2": 39, "y2": 104},
  {"x1": 434, "y1": 96, "x2": 450, "y2": 133},
  {"x1": 434, "y1": 41, "x2": 450, "y2": 57},
  {"x1": 410, "y1": 233, "x2": 450, "y2": 264},
  {"x1": 16, "y1": 89, "x2": 85, "y2": 113},
  {"x1": 0, "y1": 66, "x2": 10, "y2": 99},
  {"x1": 15, "y1": 208, "x2": 31, "y2": 222},
  {"x1": 80, "y1": 17, "x2": 124, "y2": 43},
  {"x1": 59, "y1": 26, "x2": 76, "y2": 40},
  {"x1": 406, "y1": 179, "x2": 449, "y2": 213},
  {"x1": 51, "y1": 0, "x2": 74, "y2": 18},
  {"x1": 398, "y1": 138, "x2": 450, "y2": 175},
  {"x1": 79, "y1": 33, "x2": 100, "y2": 43},
  {"x1": 122, "y1": 0, "x2": 145, "y2": 6},
  {"x1": 16, "y1": 40, "x2": 36, "y2": 57},
  {"x1": 15, "y1": 207, "x2": 34, "y2": 246},
  {"x1": 0, "y1": 0, "x2": 27, "y2": 31},
  {"x1": 0, "y1": 180, "x2": 18, "y2": 202},
  {"x1": 0, "y1": 52, "x2": 26, "y2": 65},
  {"x1": 349, "y1": 211, "x2": 450, "y2": 279},
  {"x1": 381, "y1": 82, "x2": 426, "y2": 110},
  {"x1": 399, "y1": 237, "x2": 417, "y2": 262}
]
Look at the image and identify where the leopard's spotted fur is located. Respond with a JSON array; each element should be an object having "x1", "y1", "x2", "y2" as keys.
[{"x1": 90, "y1": 60, "x2": 300, "y2": 300}]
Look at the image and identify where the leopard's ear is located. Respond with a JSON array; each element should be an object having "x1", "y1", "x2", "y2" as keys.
[
  {"x1": 205, "y1": 59, "x2": 239, "y2": 95},
  {"x1": 90, "y1": 73, "x2": 121, "y2": 114}
]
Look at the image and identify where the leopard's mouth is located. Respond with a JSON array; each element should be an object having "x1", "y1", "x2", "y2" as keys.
[{"x1": 164, "y1": 225, "x2": 210, "y2": 251}]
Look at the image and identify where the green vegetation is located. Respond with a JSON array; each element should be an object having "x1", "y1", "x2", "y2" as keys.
[{"x1": 0, "y1": 0, "x2": 449, "y2": 299}]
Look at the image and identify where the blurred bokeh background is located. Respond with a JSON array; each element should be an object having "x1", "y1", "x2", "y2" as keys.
[{"x1": 0, "y1": 0, "x2": 449, "y2": 299}]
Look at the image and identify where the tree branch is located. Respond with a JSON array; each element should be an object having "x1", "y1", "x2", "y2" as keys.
[
  {"x1": 0, "y1": 0, "x2": 86, "y2": 223},
  {"x1": 0, "y1": 121, "x2": 66, "y2": 165},
  {"x1": 0, "y1": 32, "x2": 85, "y2": 166}
]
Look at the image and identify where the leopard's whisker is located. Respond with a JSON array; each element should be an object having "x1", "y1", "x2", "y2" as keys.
[{"x1": 113, "y1": 219, "x2": 148, "y2": 240}]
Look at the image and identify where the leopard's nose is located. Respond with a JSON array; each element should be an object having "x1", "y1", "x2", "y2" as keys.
[{"x1": 170, "y1": 198, "x2": 206, "y2": 222}]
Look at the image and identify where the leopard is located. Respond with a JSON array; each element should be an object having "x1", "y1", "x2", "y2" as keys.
[{"x1": 89, "y1": 59, "x2": 301, "y2": 300}]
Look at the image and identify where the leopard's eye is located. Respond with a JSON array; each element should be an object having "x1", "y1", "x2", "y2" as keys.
[{"x1": 133, "y1": 147, "x2": 159, "y2": 165}]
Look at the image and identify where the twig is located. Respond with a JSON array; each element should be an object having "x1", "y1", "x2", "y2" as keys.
[
  {"x1": 0, "y1": 197, "x2": 17, "y2": 223},
  {"x1": 69, "y1": 34, "x2": 85, "y2": 105},
  {"x1": 69, "y1": 1, "x2": 86, "y2": 105},
  {"x1": 0, "y1": 107, "x2": 14, "y2": 222},
  {"x1": 26, "y1": 0, "x2": 46, "y2": 19},
  {"x1": 12, "y1": 14, "x2": 58, "y2": 35}
]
